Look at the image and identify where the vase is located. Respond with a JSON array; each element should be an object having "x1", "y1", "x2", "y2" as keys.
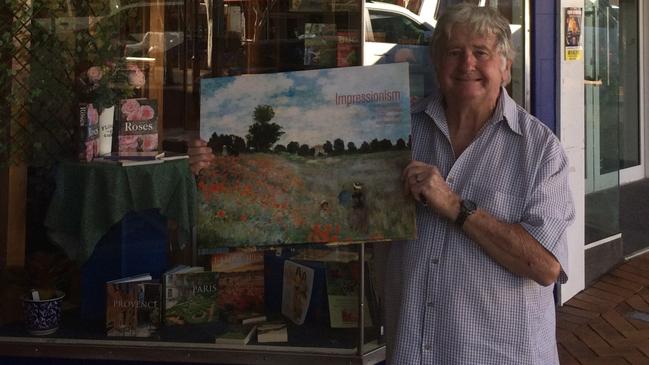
[
  {"x1": 98, "y1": 105, "x2": 115, "y2": 156},
  {"x1": 22, "y1": 290, "x2": 65, "y2": 335}
]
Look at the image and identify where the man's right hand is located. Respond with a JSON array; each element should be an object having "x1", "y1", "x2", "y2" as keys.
[{"x1": 187, "y1": 138, "x2": 216, "y2": 175}]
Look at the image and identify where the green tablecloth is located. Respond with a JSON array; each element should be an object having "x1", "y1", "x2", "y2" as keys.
[{"x1": 45, "y1": 159, "x2": 196, "y2": 262}]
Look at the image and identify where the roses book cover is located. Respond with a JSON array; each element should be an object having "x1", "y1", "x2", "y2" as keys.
[{"x1": 117, "y1": 98, "x2": 159, "y2": 153}]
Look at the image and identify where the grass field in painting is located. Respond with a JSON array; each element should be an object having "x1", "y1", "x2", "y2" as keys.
[{"x1": 197, "y1": 151, "x2": 416, "y2": 251}]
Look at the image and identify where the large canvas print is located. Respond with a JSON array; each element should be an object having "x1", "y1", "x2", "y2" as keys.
[{"x1": 198, "y1": 63, "x2": 414, "y2": 252}]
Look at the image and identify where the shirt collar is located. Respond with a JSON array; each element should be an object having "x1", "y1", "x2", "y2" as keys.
[{"x1": 423, "y1": 87, "x2": 522, "y2": 136}]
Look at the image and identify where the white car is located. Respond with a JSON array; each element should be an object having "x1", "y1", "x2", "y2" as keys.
[{"x1": 364, "y1": 1, "x2": 438, "y2": 101}]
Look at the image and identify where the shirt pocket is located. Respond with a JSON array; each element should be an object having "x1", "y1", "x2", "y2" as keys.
[{"x1": 478, "y1": 189, "x2": 525, "y2": 224}]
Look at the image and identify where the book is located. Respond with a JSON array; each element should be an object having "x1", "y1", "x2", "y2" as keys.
[
  {"x1": 214, "y1": 324, "x2": 257, "y2": 345},
  {"x1": 93, "y1": 157, "x2": 165, "y2": 167},
  {"x1": 241, "y1": 314, "x2": 267, "y2": 325},
  {"x1": 105, "y1": 273, "x2": 162, "y2": 337},
  {"x1": 336, "y1": 31, "x2": 359, "y2": 67},
  {"x1": 163, "y1": 266, "x2": 222, "y2": 326},
  {"x1": 304, "y1": 23, "x2": 337, "y2": 67},
  {"x1": 281, "y1": 260, "x2": 314, "y2": 325},
  {"x1": 211, "y1": 251, "x2": 265, "y2": 321},
  {"x1": 264, "y1": 254, "x2": 328, "y2": 325},
  {"x1": 159, "y1": 152, "x2": 189, "y2": 161},
  {"x1": 93, "y1": 151, "x2": 188, "y2": 166},
  {"x1": 325, "y1": 262, "x2": 372, "y2": 328},
  {"x1": 256, "y1": 321, "x2": 288, "y2": 343},
  {"x1": 117, "y1": 98, "x2": 159, "y2": 153},
  {"x1": 79, "y1": 103, "x2": 99, "y2": 162},
  {"x1": 101, "y1": 151, "x2": 165, "y2": 160}
]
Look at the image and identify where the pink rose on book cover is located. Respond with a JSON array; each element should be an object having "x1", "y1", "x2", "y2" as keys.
[
  {"x1": 138, "y1": 105, "x2": 155, "y2": 120},
  {"x1": 121, "y1": 99, "x2": 140, "y2": 120},
  {"x1": 118, "y1": 134, "x2": 157, "y2": 152}
]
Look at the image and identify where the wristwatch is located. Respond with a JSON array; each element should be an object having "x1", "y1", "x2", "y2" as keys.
[{"x1": 455, "y1": 199, "x2": 477, "y2": 228}]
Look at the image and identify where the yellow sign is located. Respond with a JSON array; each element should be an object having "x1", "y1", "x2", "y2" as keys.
[{"x1": 565, "y1": 49, "x2": 582, "y2": 61}]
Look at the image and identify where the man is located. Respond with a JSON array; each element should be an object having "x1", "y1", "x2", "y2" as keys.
[{"x1": 386, "y1": 4, "x2": 574, "y2": 364}]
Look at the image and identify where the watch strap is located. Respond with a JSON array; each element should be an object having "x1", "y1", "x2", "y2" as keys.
[{"x1": 455, "y1": 200, "x2": 476, "y2": 227}]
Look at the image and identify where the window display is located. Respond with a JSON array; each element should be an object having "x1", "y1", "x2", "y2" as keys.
[{"x1": 0, "y1": 0, "x2": 390, "y2": 363}]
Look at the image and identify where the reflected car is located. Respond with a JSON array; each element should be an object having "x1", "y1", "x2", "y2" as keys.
[{"x1": 364, "y1": 1, "x2": 438, "y2": 102}]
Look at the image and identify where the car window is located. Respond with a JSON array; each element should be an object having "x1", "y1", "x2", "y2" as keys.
[
  {"x1": 367, "y1": 10, "x2": 431, "y2": 45},
  {"x1": 436, "y1": 0, "x2": 482, "y2": 19}
]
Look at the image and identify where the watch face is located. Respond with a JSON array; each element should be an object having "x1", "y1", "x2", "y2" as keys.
[{"x1": 464, "y1": 199, "x2": 477, "y2": 211}]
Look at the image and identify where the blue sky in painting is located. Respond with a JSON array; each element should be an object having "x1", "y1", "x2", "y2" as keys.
[{"x1": 200, "y1": 63, "x2": 411, "y2": 146}]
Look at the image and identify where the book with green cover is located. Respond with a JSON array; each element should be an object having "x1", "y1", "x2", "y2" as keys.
[
  {"x1": 214, "y1": 324, "x2": 257, "y2": 345},
  {"x1": 164, "y1": 269, "x2": 220, "y2": 326}
]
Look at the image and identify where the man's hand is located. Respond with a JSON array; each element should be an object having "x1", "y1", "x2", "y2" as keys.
[
  {"x1": 402, "y1": 160, "x2": 460, "y2": 221},
  {"x1": 187, "y1": 138, "x2": 215, "y2": 175}
]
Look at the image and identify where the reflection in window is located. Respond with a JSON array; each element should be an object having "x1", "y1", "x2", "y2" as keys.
[{"x1": 367, "y1": 11, "x2": 430, "y2": 45}]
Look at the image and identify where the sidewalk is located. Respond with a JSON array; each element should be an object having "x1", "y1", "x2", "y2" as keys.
[{"x1": 557, "y1": 251, "x2": 649, "y2": 364}]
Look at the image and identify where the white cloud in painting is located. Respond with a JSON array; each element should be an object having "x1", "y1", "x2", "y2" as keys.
[{"x1": 200, "y1": 64, "x2": 410, "y2": 146}]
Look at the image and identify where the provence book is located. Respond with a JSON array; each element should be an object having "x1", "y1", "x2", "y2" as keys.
[
  {"x1": 198, "y1": 63, "x2": 414, "y2": 251},
  {"x1": 105, "y1": 274, "x2": 161, "y2": 337}
]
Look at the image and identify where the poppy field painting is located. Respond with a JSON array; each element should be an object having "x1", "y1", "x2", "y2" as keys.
[{"x1": 198, "y1": 63, "x2": 415, "y2": 252}]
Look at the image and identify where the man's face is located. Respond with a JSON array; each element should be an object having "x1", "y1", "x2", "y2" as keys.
[{"x1": 436, "y1": 25, "x2": 512, "y2": 105}]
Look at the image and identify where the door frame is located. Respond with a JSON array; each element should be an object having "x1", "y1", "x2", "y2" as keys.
[{"x1": 620, "y1": 0, "x2": 646, "y2": 184}]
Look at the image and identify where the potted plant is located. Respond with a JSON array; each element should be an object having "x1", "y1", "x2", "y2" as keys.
[{"x1": 21, "y1": 251, "x2": 76, "y2": 335}]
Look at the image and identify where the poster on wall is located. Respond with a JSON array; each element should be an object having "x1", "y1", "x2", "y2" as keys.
[
  {"x1": 197, "y1": 63, "x2": 415, "y2": 252},
  {"x1": 564, "y1": 7, "x2": 583, "y2": 61}
]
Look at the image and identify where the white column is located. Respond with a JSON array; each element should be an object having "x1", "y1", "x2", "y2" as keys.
[{"x1": 557, "y1": 0, "x2": 585, "y2": 303}]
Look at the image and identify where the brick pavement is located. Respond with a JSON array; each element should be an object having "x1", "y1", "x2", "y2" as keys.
[{"x1": 557, "y1": 252, "x2": 649, "y2": 364}]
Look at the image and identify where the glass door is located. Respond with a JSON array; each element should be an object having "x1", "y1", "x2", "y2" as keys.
[
  {"x1": 618, "y1": 0, "x2": 643, "y2": 183},
  {"x1": 584, "y1": 0, "x2": 621, "y2": 243}
]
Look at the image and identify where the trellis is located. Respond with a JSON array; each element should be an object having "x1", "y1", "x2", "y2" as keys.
[{"x1": 0, "y1": 0, "x2": 132, "y2": 167}]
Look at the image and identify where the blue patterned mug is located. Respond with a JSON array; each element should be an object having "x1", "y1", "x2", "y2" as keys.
[{"x1": 22, "y1": 290, "x2": 65, "y2": 335}]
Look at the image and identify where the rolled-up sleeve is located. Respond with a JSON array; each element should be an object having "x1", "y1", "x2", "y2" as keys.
[{"x1": 520, "y1": 142, "x2": 575, "y2": 283}]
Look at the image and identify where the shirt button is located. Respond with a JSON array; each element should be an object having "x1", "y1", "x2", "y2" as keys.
[
  {"x1": 427, "y1": 301, "x2": 434, "y2": 307},
  {"x1": 424, "y1": 344, "x2": 432, "y2": 351},
  {"x1": 432, "y1": 258, "x2": 439, "y2": 264}
]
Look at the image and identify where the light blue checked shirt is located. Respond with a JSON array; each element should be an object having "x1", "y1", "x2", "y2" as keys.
[{"x1": 384, "y1": 88, "x2": 574, "y2": 364}]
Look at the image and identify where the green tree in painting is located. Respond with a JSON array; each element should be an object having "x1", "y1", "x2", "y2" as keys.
[
  {"x1": 246, "y1": 105, "x2": 284, "y2": 152},
  {"x1": 333, "y1": 138, "x2": 345, "y2": 155}
]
